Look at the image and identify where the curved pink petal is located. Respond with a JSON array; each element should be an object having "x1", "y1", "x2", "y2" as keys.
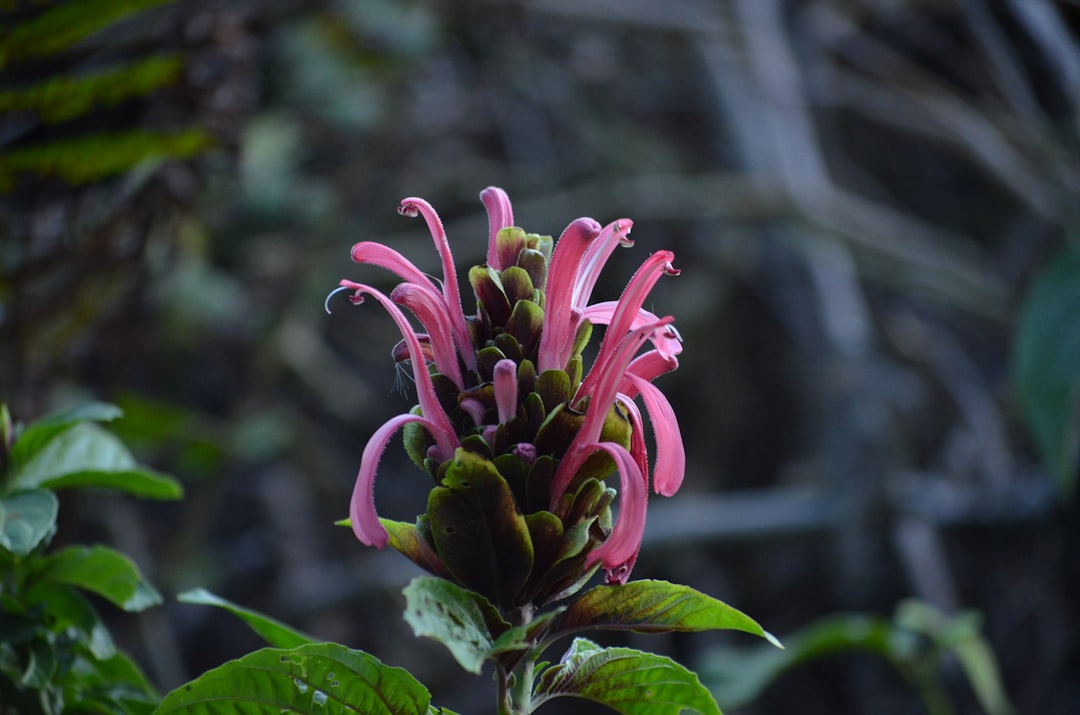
[
  {"x1": 583, "y1": 302, "x2": 684, "y2": 361},
  {"x1": 582, "y1": 441, "x2": 647, "y2": 581},
  {"x1": 627, "y1": 373, "x2": 685, "y2": 496},
  {"x1": 350, "y1": 242, "x2": 434, "y2": 289},
  {"x1": 480, "y1": 186, "x2": 515, "y2": 270},
  {"x1": 391, "y1": 282, "x2": 464, "y2": 389},
  {"x1": 617, "y1": 394, "x2": 649, "y2": 479},
  {"x1": 578, "y1": 252, "x2": 679, "y2": 398},
  {"x1": 350, "y1": 412, "x2": 434, "y2": 547},
  {"x1": 572, "y1": 219, "x2": 634, "y2": 310},
  {"x1": 399, "y1": 196, "x2": 475, "y2": 370},
  {"x1": 339, "y1": 280, "x2": 458, "y2": 459},
  {"x1": 493, "y1": 358, "x2": 518, "y2": 425},
  {"x1": 552, "y1": 318, "x2": 673, "y2": 502},
  {"x1": 537, "y1": 217, "x2": 602, "y2": 372},
  {"x1": 622, "y1": 352, "x2": 679, "y2": 398}
]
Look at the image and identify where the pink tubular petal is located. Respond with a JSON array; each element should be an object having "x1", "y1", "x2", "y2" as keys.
[
  {"x1": 493, "y1": 358, "x2": 518, "y2": 424},
  {"x1": 350, "y1": 412, "x2": 433, "y2": 547},
  {"x1": 583, "y1": 302, "x2": 684, "y2": 361},
  {"x1": 350, "y1": 242, "x2": 435, "y2": 289},
  {"x1": 391, "y1": 282, "x2": 464, "y2": 388},
  {"x1": 627, "y1": 374, "x2": 685, "y2": 496},
  {"x1": 582, "y1": 442, "x2": 647, "y2": 577},
  {"x1": 339, "y1": 281, "x2": 458, "y2": 459},
  {"x1": 399, "y1": 196, "x2": 475, "y2": 370},
  {"x1": 572, "y1": 219, "x2": 634, "y2": 310},
  {"x1": 622, "y1": 352, "x2": 679, "y2": 397},
  {"x1": 480, "y1": 186, "x2": 515, "y2": 270},
  {"x1": 577, "y1": 252, "x2": 678, "y2": 399},
  {"x1": 617, "y1": 395, "x2": 650, "y2": 480},
  {"x1": 537, "y1": 217, "x2": 602, "y2": 372},
  {"x1": 459, "y1": 397, "x2": 486, "y2": 427},
  {"x1": 552, "y1": 318, "x2": 673, "y2": 502}
]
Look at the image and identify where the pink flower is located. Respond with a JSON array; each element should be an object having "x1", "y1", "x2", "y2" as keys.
[{"x1": 329, "y1": 187, "x2": 685, "y2": 601}]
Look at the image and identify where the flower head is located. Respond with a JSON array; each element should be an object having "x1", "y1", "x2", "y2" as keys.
[{"x1": 330, "y1": 187, "x2": 684, "y2": 608}]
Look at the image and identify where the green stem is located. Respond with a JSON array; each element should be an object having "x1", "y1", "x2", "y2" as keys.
[
  {"x1": 496, "y1": 662, "x2": 514, "y2": 715},
  {"x1": 507, "y1": 604, "x2": 537, "y2": 714}
]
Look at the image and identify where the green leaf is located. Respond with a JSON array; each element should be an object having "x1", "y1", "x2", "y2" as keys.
[
  {"x1": 0, "y1": 490, "x2": 58, "y2": 556},
  {"x1": 1014, "y1": 242, "x2": 1080, "y2": 495},
  {"x1": 177, "y1": 588, "x2": 314, "y2": 649},
  {"x1": 426, "y1": 449, "x2": 533, "y2": 609},
  {"x1": 32, "y1": 469, "x2": 184, "y2": 500},
  {"x1": 0, "y1": 129, "x2": 212, "y2": 189},
  {"x1": 533, "y1": 638, "x2": 722, "y2": 715},
  {"x1": 401, "y1": 576, "x2": 509, "y2": 674},
  {"x1": 10, "y1": 421, "x2": 182, "y2": 499},
  {"x1": 0, "y1": 0, "x2": 177, "y2": 69},
  {"x1": 30, "y1": 545, "x2": 161, "y2": 612},
  {"x1": 0, "y1": 55, "x2": 183, "y2": 123},
  {"x1": 8, "y1": 402, "x2": 122, "y2": 469},
  {"x1": 699, "y1": 614, "x2": 892, "y2": 709},
  {"x1": 154, "y1": 643, "x2": 433, "y2": 715},
  {"x1": 21, "y1": 635, "x2": 57, "y2": 688},
  {"x1": 552, "y1": 580, "x2": 781, "y2": 646}
]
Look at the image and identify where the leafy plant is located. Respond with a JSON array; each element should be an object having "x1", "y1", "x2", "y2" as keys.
[
  {"x1": 698, "y1": 599, "x2": 1013, "y2": 715},
  {"x1": 0, "y1": 402, "x2": 183, "y2": 714}
]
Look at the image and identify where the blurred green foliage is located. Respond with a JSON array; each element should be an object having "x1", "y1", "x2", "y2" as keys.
[
  {"x1": 700, "y1": 600, "x2": 1013, "y2": 715},
  {"x1": 1, "y1": 403, "x2": 182, "y2": 714}
]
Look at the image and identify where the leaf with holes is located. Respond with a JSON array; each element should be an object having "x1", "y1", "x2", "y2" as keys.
[
  {"x1": 402, "y1": 576, "x2": 509, "y2": 674},
  {"x1": 154, "y1": 642, "x2": 433, "y2": 715},
  {"x1": 532, "y1": 638, "x2": 722, "y2": 715}
]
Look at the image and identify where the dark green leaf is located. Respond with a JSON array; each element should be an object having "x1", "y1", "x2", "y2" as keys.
[
  {"x1": 1014, "y1": 242, "x2": 1080, "y2": 495},
  {"x1": 552, "y1": 580, "x2": 781, "y2": 646},
  {"x1": 154, "y1": 643, "x2": 433, "y2": 715},
  {"x1": 21, "y1": 636, "x2": 57, "y2": 688},
  {"x1": 0, "y1": 490, "x2": 58, "y2": 556},
  {"x1": 30, "y1": 545, "x2": 161, "y2": 612},
  {"x1": 177, "y1": 588, "x2": 314, "y2": 649},
  {"x1": 533, "y1": 638, "x2": 722, "y2": 715},
  {"x1": 426, "y1": 449, "x2": 533, "y2": 609},
  {"x1": 401, "y1": 576, "x2": 509, "y2": 674}
]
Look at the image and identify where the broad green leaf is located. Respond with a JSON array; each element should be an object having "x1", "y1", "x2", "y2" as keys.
[
  {"x1": 30, "y1": 545, "x2": 161, "y2": 612},
  {"x1": 533, "y1": 638, "x2": 722, "y2": 715},
  {"x1": 0, "y1": 490, "x2": 58, "y2": 556},
  {"x1": 426, "y1": 449, "x2": 533, "y2": 609},
  {"x1": 178, "y1": 588, "x2": 314, "y2": 649},
  {"x1": 402, "y1": 576, "x2": 509, "y2": 674},
  {"x1": 154, "y1": 643, "x2": 432, "y2": 715},
  {"x1": 552, "y1": 580, "x2": 781, "y2": 646},
  {"x1": 10, "y1": 422, "x2": 181, "y2": 498},
  {"x1": 8, "y1": 402, "x2": 122, "y2": 470},
  {"x1": 1014, "y1": 242, "x2": 1080, "y2": 495}
]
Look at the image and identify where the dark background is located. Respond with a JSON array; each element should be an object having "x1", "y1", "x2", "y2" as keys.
[{"x1": 2, "y1": 1, "x2": 1079, "y2": 713}]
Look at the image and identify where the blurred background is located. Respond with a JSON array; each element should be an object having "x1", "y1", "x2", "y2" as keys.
[{"x1": 2, "y1": 0, "x2": 1079, "y2": 713}]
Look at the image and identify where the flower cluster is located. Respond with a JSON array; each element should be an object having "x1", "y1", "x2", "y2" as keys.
[{"x1": 330, "y1": 188, "x2": 683, "y2": 609}]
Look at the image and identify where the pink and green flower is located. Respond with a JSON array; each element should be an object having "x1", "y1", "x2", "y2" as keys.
[{"x1": 330, "y1": 187, "x2": 684, "y2": 609}]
